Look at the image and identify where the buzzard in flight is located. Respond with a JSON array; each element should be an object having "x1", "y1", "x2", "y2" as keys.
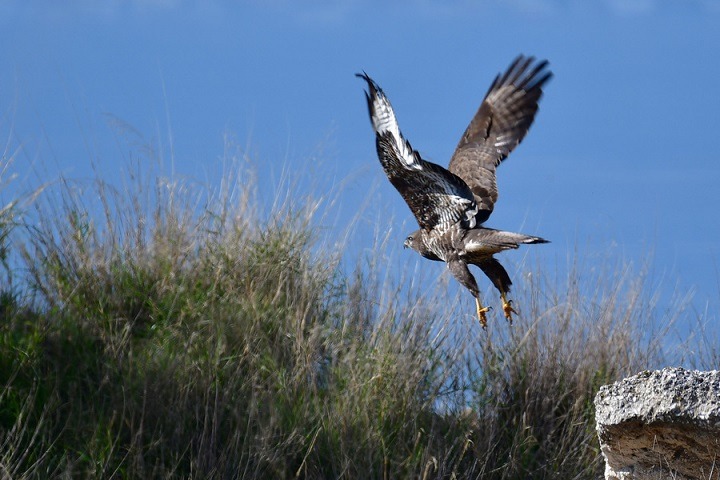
[{"x1": 357, "y1": 56, "x2": 551, "y2": 328}]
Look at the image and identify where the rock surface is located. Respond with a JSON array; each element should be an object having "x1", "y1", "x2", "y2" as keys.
[{"x1": 595, "y1": 367, "x2": 720, "y2": 480}]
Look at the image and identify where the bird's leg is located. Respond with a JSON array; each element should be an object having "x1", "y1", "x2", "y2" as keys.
[
  {"x1": 475, "y1": 297, "x2": 491, "y2": 329},
  {"x1": 500, "y1": 292, "x2": 518, "y2": 324},
  {"x1": 446, "y1": 258, "x2": 491, "y2": 329}
]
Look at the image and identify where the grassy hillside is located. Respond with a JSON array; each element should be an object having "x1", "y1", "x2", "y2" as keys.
[{"x1": 0, "y1": 150, "x2": 697, "y2": 479}]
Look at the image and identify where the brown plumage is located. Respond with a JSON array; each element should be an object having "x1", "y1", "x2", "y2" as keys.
[{"x1": 357, "y1": 55, "x2": 551, "y2": 328}]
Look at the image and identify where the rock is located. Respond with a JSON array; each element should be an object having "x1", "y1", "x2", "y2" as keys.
[{"x1": 595, "y1": 367, "x2": 720, "y2": 480}]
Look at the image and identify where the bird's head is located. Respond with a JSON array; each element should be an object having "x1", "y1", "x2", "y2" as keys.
[
  {"x1": 404, "y1": 229, "x2": 441, "y2": 261},
  {"x1": 404, "y1": 231, "x2": 420, "y2": 251}
]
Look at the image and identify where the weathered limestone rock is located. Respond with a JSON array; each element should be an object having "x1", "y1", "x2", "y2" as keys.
[{"x1": 595, "y1": 367, "x2": 720, "y2": 480}]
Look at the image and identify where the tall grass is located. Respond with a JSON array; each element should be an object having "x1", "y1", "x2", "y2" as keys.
[{"x1": 0, "y1": 138, "x2": 699, "y2": 479}]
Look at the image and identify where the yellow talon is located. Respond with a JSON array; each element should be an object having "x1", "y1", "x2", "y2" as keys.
[
  {"x1": 475, "y1": 297, "x2": 491, "y2": 329},
  {"x1": 501, "y1": 293, "x2": 518, "y2": 324}
]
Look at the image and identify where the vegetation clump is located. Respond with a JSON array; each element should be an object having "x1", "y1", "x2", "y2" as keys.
[{"x1": 0, "y1": 144, "x2": 694, "y2": 479}]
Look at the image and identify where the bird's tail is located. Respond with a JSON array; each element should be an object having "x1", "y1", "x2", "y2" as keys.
[
  {"x1": 520, "y1": 234, "x2": 549, "y2": 245},
  {"x1": 465, "y1": 228, "x2": 549, "y2": 252}
]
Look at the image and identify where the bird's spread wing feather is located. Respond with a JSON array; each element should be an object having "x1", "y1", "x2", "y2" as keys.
[
  {"x1": 448, "y1": 56, "x2": 552, "y2": 223},
  {"x1": 357, "y1": 72, "x2": 478, "y2": 232}
]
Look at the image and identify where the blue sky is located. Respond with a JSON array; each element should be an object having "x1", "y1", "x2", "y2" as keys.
[{"x1": 2, "y1": 1, "x2": 720, "y2": 332}]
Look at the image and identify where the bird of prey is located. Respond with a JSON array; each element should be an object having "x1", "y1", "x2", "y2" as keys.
[{"x1": 357, "y1": 55, "x2": 551, "y2": 328}]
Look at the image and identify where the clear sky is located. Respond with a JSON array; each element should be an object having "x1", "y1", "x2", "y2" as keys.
[{"x1": 2, "y1": 1, "x2": 719, "y2": 332}]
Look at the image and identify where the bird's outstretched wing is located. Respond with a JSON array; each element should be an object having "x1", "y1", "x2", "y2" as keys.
[
  {"x1": 357, "y1": 72, "x2": 478, "y2": 232},
  {"x1": 448, "y1": 56, "x2": 552, "y2": 223}
]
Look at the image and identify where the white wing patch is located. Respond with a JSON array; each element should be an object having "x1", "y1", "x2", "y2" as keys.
[
  {"x1": 428, "y1": 172, "x2": 477, "y2": 229},
  {"x1": 427, "y1": 193, "x2": 477, "y2": 229},
  {"x1": 368, "y1": 87, "x2": 421, "y2": 171}
]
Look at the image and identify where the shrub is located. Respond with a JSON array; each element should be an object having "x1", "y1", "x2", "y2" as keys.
[{"x1": 0, "y1": 141, "x2": 697, "y2": 479}]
